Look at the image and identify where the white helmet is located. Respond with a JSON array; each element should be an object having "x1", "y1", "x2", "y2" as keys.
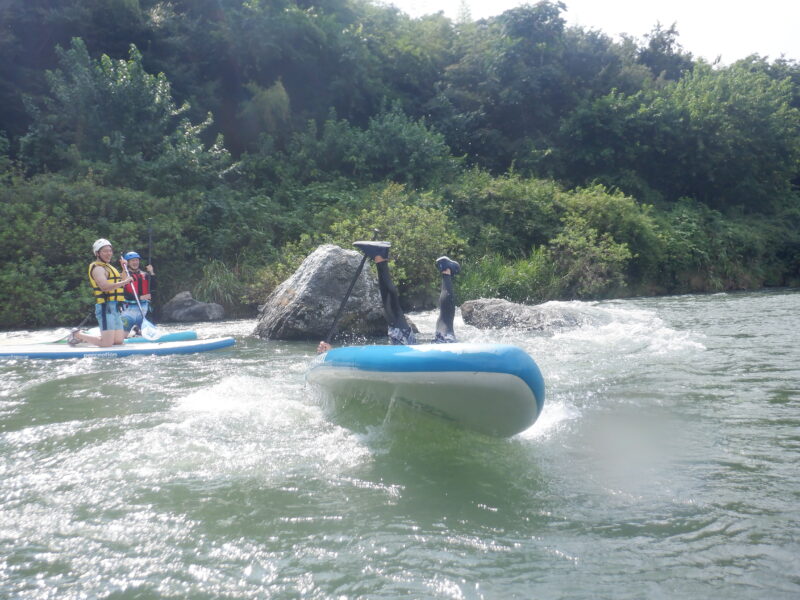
[{"x1": 92, "y1": 238, "x2": 112, "y2": 254}]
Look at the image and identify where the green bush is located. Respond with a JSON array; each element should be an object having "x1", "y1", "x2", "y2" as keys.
[
  {"x1": 193, "y1": 259, "x2": 255, "y2": 317},
  {"x1": 327, "y1": 183, "x2": 466, "y2": 307},
  {"x1": 444, "y1": 169, "x2": 562, "y2": 257},
  {"x1": 457, "y1": 248, "x2": 558, "y2": 304},
  {"x1": 654, "y1": 198, "x2": 795, "y2": 292},
  {"x1": 0, "y1": 173, "x2": 200, "y2": 328},
  {"x1": 549, "y1": 214, "x2": 633, "y2": 299},
  {"x1": 559, "y1": 184, "x2": 664, "y2": 284},
  {"x1": 244, "y1": 183, "x2": 465, "y2": 309}
]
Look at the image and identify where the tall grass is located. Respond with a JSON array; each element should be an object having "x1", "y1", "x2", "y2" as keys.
[
  {"x1": 194, "y1": 259, "x2": 251, "y2": 315},
  {"x1": 457, "y1": 248, "x2": 559, "y2": 304}
]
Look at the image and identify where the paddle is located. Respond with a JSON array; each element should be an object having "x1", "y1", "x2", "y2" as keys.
[
  {"x1": 121, "y1": 257, "x2": 160, "y2": 341},
  {"x1": 147, "y1": 218, "x2": 153, "y2": 265},
  {"x1": 324, "y1": 229, "x2": 380, "y2": 344},
  {"x1": 146, "y1": 218, "x2": 156, "y2": 321},
  {"x1": 53, "y1": 310, "x2": 94, "y2": 344}
]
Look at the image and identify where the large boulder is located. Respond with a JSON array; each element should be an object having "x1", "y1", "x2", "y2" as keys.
[
  {"x1": 254, "y1": 244, "x2": 386, "y2": 341},
  {"x1": 160, "y1": 291, "x2": 225, "y2": 323},
  {"x1": 460, "y1": 298, "x2": 582, "y2": 331}
]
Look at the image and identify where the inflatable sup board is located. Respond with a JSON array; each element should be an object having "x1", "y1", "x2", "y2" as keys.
[
  {"x1": 0, "y1": 337, "x2": 235, "y2": 360},
  {"x1": 307, "y1": 343, "x2": 545, "y2": 437}
]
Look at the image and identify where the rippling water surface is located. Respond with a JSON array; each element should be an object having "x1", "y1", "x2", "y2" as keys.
[{"x1": 1, "y1": 291, "x2": 799, "y2": 599}]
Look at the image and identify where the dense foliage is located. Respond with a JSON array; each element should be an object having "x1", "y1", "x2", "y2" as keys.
[{"x1": 1, "y1": 0, "x2": 799, "y2": 328}]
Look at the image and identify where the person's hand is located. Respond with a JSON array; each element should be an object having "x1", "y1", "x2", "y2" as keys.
[
  {"x1": 119, "y1": 257, "x2": 128, "y2": 270},
  {"x1": 317, "y1": 341, "x2": 332, "y2": 353},
  {"x1": 140, "y1": 294, "x2": 151, "y2": 301},
  {"x1": 146, "y1": 264, "x2": 154, "y2": 275}
]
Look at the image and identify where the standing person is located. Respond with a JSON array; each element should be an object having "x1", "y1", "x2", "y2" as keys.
[
  {"x1": 120, "y1": 250, "x2": 155, "y2": 335},
  {"x1": 68, "y1": 239, "x2": 132, "y2": 347},
  {"x1": 317, "y1": 241, "x2": 460, "y2": 353}
]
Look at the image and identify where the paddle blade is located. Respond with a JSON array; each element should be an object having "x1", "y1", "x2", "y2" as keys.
[{"x1": 141, "y1": 319, "x2": 160, "y2": 341}]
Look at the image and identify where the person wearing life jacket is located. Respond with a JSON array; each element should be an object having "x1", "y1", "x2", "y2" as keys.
[
  {"x1": 120, "y1": 250, "x2": 156, "y2": 335},
  {"x1": 68, "y1": 238, "x2": 133, "y2": 347}
]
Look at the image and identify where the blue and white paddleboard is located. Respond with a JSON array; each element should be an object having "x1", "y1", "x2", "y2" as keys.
[
  {"x1": 0, "y1": 337, "x2": 235, "y2": 360},
  {"x1": 307, "y1": 343, "x2": 545, "y2": 437}
]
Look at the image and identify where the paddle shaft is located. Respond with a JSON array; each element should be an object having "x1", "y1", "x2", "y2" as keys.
[
  {"x1": 324, "y1": 255, "x2": 368, "y2": 344},
  {"x1": 54, "y1": 310, "x2": 94, "y2": 343},
  {"x1": 324, "y1": 229, "x2": 380, "y2": 344},
  {"x1": 147, "y1": 218, "x2": 153, "y2": 265},
  {"x1": 75, "y1": 311, "x2": 94, "y2": 329},
  {"x1": 146, "y1": 219, "x2": 156, "y2": 319}
]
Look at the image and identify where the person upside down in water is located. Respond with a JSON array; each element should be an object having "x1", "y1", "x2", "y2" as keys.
[{"x1": 317, "y1": 240, "x2": 460, "y2": 353}]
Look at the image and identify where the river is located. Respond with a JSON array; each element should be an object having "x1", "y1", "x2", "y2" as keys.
[{"x1": 1, "y1": 290, "x2": 798, "y2": 599}]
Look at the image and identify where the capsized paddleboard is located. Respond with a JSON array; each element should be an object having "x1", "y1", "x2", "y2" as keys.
[
  {"x1": 0, "y1": 337, "x2": 235, "y2": 360},
  {"x1": 306, "y1": 343, "x2": 545, "y2": 437}
]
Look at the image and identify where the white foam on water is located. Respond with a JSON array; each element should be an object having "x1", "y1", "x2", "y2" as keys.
[
  {"x1": 409, "y1": 299, "x2": 706, "y2": 442},
  {"x1": 190, "y1": 318, "x2": 259, "y2": 339},
  {"x1": 163, "y1": 363, "x2": 384, "y2": 485},
  {"x1": 518, "y1": 398, "x2": 580, "y2": 440},
  {"x1": 550, "y1": 302, "x2": 704, "y2": 355}
]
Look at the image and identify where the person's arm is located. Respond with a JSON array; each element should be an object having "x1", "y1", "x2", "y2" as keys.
[
  {"x1": 135, "y1": 267, "x2": 154, "y2": 301},
  {"x1": 94, "y1": 266, "x2": 132, "y2": 292},
  {"x1": 146, "y1": 265, "x2": 155, "y2": 293},
  {"x1": 317, "y1": 341, "x2": 332, "y2": 353}
]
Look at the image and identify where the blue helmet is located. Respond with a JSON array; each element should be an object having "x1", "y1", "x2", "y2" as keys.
[{"x1": 124, "y1": 251, "x2": 141, "y2": 260}]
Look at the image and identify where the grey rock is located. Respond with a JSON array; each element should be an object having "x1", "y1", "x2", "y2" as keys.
[
  {"x1": 460, "y1": 298, "x2": 582, "y2": 331},
  {"x1": 161, "y1": 291, "x2": 225, "y2": 323},
  {"x1": 254, "y1": 244, "x2": 386, "y2": 341}
]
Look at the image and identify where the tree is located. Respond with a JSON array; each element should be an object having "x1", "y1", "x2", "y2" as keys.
[
  {"x1": 551, "y1": 63, "x2": 800, "y2": 212},
  {"x1": 665, "y1": 63, "x2": 800, "y2": 211},
  {"x1": 20, "y1": 38, "x2": 230, "y2": 195},
  {"x1": 437, "y1": 1, "x2": 572, "y2": 171},
  {"x1": 0, "y1": 0, "x2": 154, "y2": 143},
  {"x1": 637, "y1": 22, "x2": 694, "y2": 81}
]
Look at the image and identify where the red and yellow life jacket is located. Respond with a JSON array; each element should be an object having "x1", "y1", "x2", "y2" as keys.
[{"x1": 87, "y1": 260, "x2": 125, "y2": 304}]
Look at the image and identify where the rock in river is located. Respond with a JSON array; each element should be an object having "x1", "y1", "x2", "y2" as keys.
[
  {"x1": 254, "y1": 244, "x2": 386, "y2": 341},
  {"x1": 160, "y1": 291, "x2": 225, "y2": 323},
  {"x1": 460, "y1": 298, "x2": 582, "y2": 331}
]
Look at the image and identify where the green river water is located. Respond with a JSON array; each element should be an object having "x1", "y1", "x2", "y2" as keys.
[{"x1": 1, "y1": 290, "x2": 798, "y2": 599}]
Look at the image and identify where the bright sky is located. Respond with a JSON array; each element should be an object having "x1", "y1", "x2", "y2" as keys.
[{"x1": 381, "y1": 0, "x2": 800, "y2": 64}]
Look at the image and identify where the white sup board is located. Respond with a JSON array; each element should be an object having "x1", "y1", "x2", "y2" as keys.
[
  {"x1": 307, "y1": 343, "x2": 545, "y2": 437},
  {"x1": 0, "y1": 337, "x2": 235, "y2": 360}
]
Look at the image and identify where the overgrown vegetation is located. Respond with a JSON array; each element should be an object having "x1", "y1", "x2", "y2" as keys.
[{"x1": 1, "y1": 0, "x2": 799, "y2": 328}]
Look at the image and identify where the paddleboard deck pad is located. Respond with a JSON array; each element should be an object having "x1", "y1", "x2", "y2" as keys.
[
  {"x1": 0, "y1": 337, "x2": 235, "y2": 359},
  {"x1": 307, "y1": 343, "x2": 545, "y2": 437},
  {"x1": 54, "y1": 330, "x2": 198, "y2": 344}
]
